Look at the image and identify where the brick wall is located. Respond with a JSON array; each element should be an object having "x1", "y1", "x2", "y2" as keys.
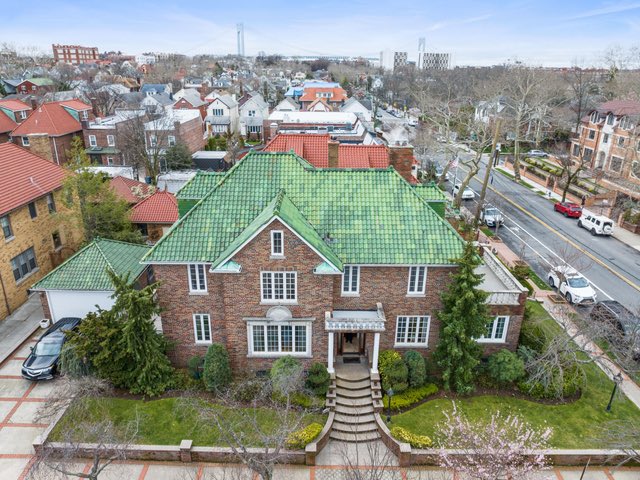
[
  {"x1": 388, "y1": 145, "x2": 415, "y2": 183},
  {"x1": 177, "y1": 117, "x2": 205, "y2": 154},
  {"x1": 83, "y1": 125, "x2": 125, "y2": 165},
  {"x1": 0, "y1": 189, "x2": 83, "y2": 321}
]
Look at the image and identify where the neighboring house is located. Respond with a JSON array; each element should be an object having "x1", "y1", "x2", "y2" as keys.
[
  {"x1": 299, "y1": 85, "x2": 348, "y2": 111},
  {"x1": 0, "y1": 99, "x2": 32, "y2": 143},
  {"x1": 141, "y1": 92, "x2": 174, "y2": 114},
  {"x1": 0, "y1": 143, "x2": 83, "y2": 322},
  {"x1": 340, "y1": 97, "x2": 373, "y2": 122},
  {"x1": 141, "y1": 83, "x2": 172, "y2": 96},
  {"x1": 238, "y1": 92, "x2": 269, "y2": 140},
  {"x1": 192, "y1": 151, "x2": 229, "y2": 171},
  {"x1": 173, "y1": 88, "x2": 207, "y2": 119},
  {"x1": 571, "y1": 100, "x2": 640, "y2": 201},
  {"x1": 110, "y1": 176, "x2": 153, "y2": 205},
  {"x1": 1, "y1": 78, "x2": 22, "y2": 95},
  {"x1": 273, "y1": 97, "x2": 299, "y2": 112},
  {"x1": 83, "y1": 109, "x2": 146, "y2": 166},
  {"x1": 31, "y1": 238, "x2": 151, "y2": 322},
  {"x1": 10, "y1": 100, "x2": 92, "y2": 164},
  {"x1": 144, "y1": 151, "x2": 526, "y2": 373},
  {"x1": 205, "y1": 95, "x2": 239, "y2": 135},
  {"x1": 16, "y1": 78, "x2": 55, "y2": 95},
  {"x1": 144, "y1": 109, "x2": 205, "y2": 158},
  {"x1": 474, "y1": 97, "x2": 508, "y2": 124},
  {"x1": 307, "y1": 98, "x2": 332, "y2": 112},
  {"x1": 264, "y1": 133, "x2": 419, "y2": 183},
  {"x1": 264, "y1": 111, "x2": 374, "y2": 143},
  {"x1": 130, "y1": 190, "x2": 178, "y2": 243}
]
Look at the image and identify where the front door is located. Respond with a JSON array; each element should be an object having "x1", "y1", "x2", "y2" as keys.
[{"x1": 338, "y1": 332, "x2": 366, "y2": 355}]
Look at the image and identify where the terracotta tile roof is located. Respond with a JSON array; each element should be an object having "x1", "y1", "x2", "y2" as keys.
[
  {"x1": 10, "y1": 100, "x2": 90, "y2": 137},
  {"x1": 130, "y1": 191, "x2": 178, "y2": 224},
  {"x1": 109, "y1": 176, "x2": 151, "y2": 204},
  {"x1": 60, "y1": 99, "x2": 92, "y2": 111},
  {"x1": 596, "y1": 100, "x2": 640, "y2": 116},
  {"x1": 299, "y1": 88, "x2": 348, "y2": 103},
  {"x1": 0, "y1": 143, "x2": 67, "y2": 216},
  {"x1": 0, "y1": 110, "x2": 17, "y2": 134},
  {"x1": 0, "y1": 99, "x2": 31, "y2": 112},
  {"x1": 338, "y1": 144, "x2": 389, "y2": 168}
]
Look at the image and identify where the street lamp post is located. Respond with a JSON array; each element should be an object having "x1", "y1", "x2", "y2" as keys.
[
  {"x1": 386, "y1": 388, "x2": 394, "y2": 423},
  {"x1": 606, "y1": 372, "x2": 623, "y2": 412}
]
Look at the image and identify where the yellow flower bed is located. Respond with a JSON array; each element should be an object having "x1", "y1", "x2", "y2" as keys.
[{"x1": 390, "y1": 426, "x2": 433, "y2": 448}]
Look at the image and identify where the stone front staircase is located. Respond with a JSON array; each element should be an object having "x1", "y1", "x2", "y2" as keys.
[{"x1": 326, "y1": 359, "x2": 383, "y2": 442}]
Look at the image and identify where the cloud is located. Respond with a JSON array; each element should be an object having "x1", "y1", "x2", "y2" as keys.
[{"x1": 566, "y1": 2, "x2": 640, "y2": 20}]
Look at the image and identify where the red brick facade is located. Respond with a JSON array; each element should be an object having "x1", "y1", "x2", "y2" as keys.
[{"x1": 153, "y1": 220, "x2": 523, "y2": 372}]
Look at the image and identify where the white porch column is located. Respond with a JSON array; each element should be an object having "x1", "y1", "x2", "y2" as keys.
[
  {"x1": 327, "y1": 332, "x2": 335, "y2": 374},
  {"x1": 371, "y1": 332, "x2": 380, "y2": 374}
]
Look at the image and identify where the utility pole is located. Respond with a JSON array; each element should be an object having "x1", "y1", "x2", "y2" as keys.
[{"x1": 475, "y1": 119, "x2": 501, "y2": 224}]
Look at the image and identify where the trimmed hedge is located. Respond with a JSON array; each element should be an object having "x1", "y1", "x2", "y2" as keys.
[
  {"x1": 382, "y1": 383, "x2": 438, "y2": 411},
  {"x1": 286, "y1": 422, "x2": 324, "y2": 449},
  {"x1": 305, "y1": 362, "x2": 330, "y2": 396},
  {"x1": 390, "y1": 426, "x2": 433, "y2": 448},
  {"x1": 403, "y1": 350, "x2": 427, "y2": 388},
  {"x1": 203, "y1": 344, "x2": 232, "y2": 392}
]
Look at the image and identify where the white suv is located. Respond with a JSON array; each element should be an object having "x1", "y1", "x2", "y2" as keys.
[
  {"x1": 548, "y1": 266, "x2": 597, "y2": 305},
  {"x1": 453, "y1": 183, "x2": 475, "y2": 200},
  {"x1": 577, "y1": 210, "x2": 614, "y2": 236}
]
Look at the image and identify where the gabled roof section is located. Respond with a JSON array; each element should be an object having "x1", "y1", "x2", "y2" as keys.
[
  {"x1": 176, "y1": 171, "x2": 226, "y2": 200},
  {"x1": 130, "y1": 191, "x2": 178, "y2": 224},
  {"x1": 145, "y1": 151, "x2": 464, "y2": 266},
  {"x1": 32, "y1": 238, "x2": 150, "y2": 291},
  {"x1": 211, "y1": 190, "x2": 342, "y2": 271},
  {"x1": 0, "y1": 143, "x2": 68, "y2": 216},
  {"x1": 0, "y1": 110, "x2": 17, "y2": 134},
  {"x1": 0, "y1": 99, "x2": 31, "y2": 112},
  {"x1": 10, "y1": 100, "x2": 88, "y2": 137}
]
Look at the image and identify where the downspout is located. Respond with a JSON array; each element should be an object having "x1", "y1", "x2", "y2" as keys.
[
  {"x1": 52, "y1": 137, "x2": 60, "y2": 165},
  {"x1": 0, "y1": 269, "x2": 12, "y2": 317}
]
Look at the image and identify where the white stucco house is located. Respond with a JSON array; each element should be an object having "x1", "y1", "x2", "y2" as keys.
[{"x1": 205, "y1": 94, "x2": 239, "y2": 135}]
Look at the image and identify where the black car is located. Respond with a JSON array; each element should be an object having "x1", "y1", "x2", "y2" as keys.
[
  {"x1": 21, "y1": 317, "x2": 81, "y2": 380},
  {"x1": 590, "y1": 301, "x2": 640, "y2": 359}
]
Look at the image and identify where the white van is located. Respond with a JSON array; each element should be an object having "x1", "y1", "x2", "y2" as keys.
[{"x1": 577, "y1": 210, "x2": 614, "y2": 236}]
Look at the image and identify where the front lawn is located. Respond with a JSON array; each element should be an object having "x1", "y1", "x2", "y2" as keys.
[
  {"x1": 393, "y1": 302, "x2": 640, "y2": 448},
  {"x1": 50, "y1": 397, "x2": 326, "y2": 447}
]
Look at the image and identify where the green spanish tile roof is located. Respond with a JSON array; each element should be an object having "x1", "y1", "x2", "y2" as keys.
[
  {"x1": 176, "y1": 172, "x2": 226, "y2": 200},
  {"x1": 414, "y1": 182, "x2": 447, "y2": 202},
  {"x1": 28, "y1": 78, "x2": 55, "y2": 86},
  {"x1": 145, "y1": 152, "x2": 465, "y2": 266},
  {"x1": 32, "y1": 238, "x2": 150, "y2": 291}
]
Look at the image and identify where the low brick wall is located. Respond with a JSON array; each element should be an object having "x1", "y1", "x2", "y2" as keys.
[
  {"x1": 374, "y1": 414, "x2": 411, "y2": 467},
  {"x1": 305, "y1": 411, "x2": 334, "y2": 466}
]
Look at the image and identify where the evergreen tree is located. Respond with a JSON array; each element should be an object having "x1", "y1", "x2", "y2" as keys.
[
  {"x1": 163, "y1": 143, "x2": 193, "y2": 171},
  {"x1": 434, "y1": 241, "x2": 490, "y2": 394}
]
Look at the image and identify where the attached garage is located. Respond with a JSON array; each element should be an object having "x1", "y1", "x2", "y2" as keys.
[{"x1": 31, "y1": 238, "x2": 151, "y2": 323}]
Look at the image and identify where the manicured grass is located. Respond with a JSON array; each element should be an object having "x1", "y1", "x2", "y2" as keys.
[
  {"x1": 528, "y1": 271, "x2": 553, "y2": 291},
  {"x1": 480, "y1": 226, "x2": 496, "y2": 237},
  {"x1": 51, "y1": 397, "x2": 326, "y2": 447},
  {"x1": 393, "y1": 301, "x2": 640, "y2": 448}
]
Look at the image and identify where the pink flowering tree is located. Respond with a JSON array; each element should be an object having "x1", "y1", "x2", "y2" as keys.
[{"x1": 437, "y1": 404, "x2": 553, "y2": 480}]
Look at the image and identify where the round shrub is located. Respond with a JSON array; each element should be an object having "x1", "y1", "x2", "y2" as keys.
[
  {"x1": 203, "y1": 343, "x2": 232, "y2": 392},
  {"x1": 379, "y1": 350, "x2": 403, "y2": 391},
  {"x1": 381, "y1": 357, "x2": 408, "y2": 393},
  {"x1": 305, "y1": 362, "x2": 331, "y2": 396},
  {"x1": 487, "y1": 349, "x2": 525, "y2": 385},
  {"x1": 286, "y1": 422, "x2": 324, "y2": 449},
  {"x1": 403, "y1": 350, "x2": 426, "y2": 388},
  {"x1": 187, "y1": 356, "x2": 204, "y2": 380},
  {"x1": 270, "y1": 356, "x2": 303, "y2": 396}
]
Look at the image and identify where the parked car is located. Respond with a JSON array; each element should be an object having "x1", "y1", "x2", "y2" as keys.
[
  {"x1": 590, "y1": 300, "x2": 640, "y2": 359},
  {"x1": 21, "y1": 317, "x2": 82, "y2": 380},
  {"x1": 453, "y1": 183, "x2": 475, "y2": 200},
  {"x1": 554, "y1": 201, "x2": 582, "y2": 218},
  {"x1": 577, "y1": 210, "x2": 614, "y2": 236},
  {"x1": 480, "y1": 205, "x2": 504, "y2": 227},
  {"x1": 526, "y1": 149, "x2": 548, "y2": 157},
  {"x1": 407, "y1": 119, "x2": 418, "y2": 127},
  {"x1": 547, "y1": 266, "x2": 597, "y2": 305}
]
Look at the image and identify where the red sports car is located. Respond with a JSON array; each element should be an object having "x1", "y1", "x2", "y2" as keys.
[{"x1": 554, "y1": 201, "x2": 582, "y2": 218}]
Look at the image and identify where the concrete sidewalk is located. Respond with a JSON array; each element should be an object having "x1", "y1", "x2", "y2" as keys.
[{"x1": 0, "y1": 294, "x2": 44, "y2": 365}]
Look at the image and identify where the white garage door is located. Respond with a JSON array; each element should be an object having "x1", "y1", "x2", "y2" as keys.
[{"x1": 46, "y1": 290, "x2": 115, "y2": 322}]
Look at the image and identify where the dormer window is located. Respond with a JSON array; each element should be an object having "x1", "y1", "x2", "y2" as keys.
[
  {"x1": 271, "y1": 230, "x2": 284, "y2": 257},
  {"x1": 606, "y1": 114, "x2": 614, "y2": 125},
  {"x1": 590, "y1": 111, "x2": 599, "y2": 123}
]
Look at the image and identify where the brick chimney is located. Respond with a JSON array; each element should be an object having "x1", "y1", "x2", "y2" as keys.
[
  {"x1": 388, "y1": 142, "x2": 416, "y2": 183},
  {"x1": 328, "y1": 138, "x2": 339, "y2": 168},
  {"x1": 269, "y1": 122, "x2": 278, "y2": 140},
  {"x1": 26, "y1": 134, "x2": 54, "y2": 162}
]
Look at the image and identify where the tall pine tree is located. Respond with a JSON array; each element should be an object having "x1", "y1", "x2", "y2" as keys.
[{"x1": 435, "y1": 241, "x2": 490, "y2": 394}]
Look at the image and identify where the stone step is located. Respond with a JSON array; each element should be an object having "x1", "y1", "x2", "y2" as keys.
[
  {"x1": 332, "y1": 420, "x2": 378, "y2": 434},
  {"x1": 329, "y1": 430, "x2": 380, "y2": 443},
  {"x1": 334, "y1": 412, "x2": 376, "y2": 424},
  {"x1": 373, "y1": 399, "x2": 384, "y2": 412},
  {"x1": 372, "y1": 391, "x2": 382, "y2": 400},
  {"x1": 326, "y1": 398, "x2": 336, "y2": 409},
  {"x1": 336, "y1": 396, "x2": 373, "y2": 407},
  {"x1": 335, "y1": 372, "x2": 370, "y2": 383},
  {"x1": 335, "y1": 387, "x2": 371, "y2": 399},
  {"x1": 334, "y1": 404, "x2": 374, "y2": 415},
  {"x1": 336, "y1": 378, "x2": 371, "y2": 390}
]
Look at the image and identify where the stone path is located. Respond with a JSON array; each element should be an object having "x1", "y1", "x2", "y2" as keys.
[{"x1": 0, "y1": 294, "x2": 43, "y2": 366}]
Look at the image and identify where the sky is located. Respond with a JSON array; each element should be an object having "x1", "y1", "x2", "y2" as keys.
[{"x1": 3, "y1": 0, "x2": 640, "y2": 67}]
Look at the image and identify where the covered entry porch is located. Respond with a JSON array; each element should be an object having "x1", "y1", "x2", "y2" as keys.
[{"x1": 324, "y1": 302, "x2": 386, "y2": 375}]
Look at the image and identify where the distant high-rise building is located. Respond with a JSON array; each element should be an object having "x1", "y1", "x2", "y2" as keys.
[
  {"x1": 380, "y1": 50, "x2": 408, "y2": 71},
  {"x1": 237, "y1": 23, "x2": 245, "y2": 57},
  {"x1": 52, "y1": 44, "x2": 99, "y2": 65},
  {"x1": 417, "y1": 38, "x2": 451, "y2": 70}
]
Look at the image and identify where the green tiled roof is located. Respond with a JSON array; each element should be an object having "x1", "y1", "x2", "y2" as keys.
[
  {"x1": 145, "y1": 152, "x2": 465, "y2": 266},
  {"x1": 176, "y1": 172, "x2": 226, "y2": 200},
  {"x1": 414, "y1": 183, "x2": 447, "y2": 202},
  {"x1": 32, "y1": 238, "x2": 150, "y2": 291}
]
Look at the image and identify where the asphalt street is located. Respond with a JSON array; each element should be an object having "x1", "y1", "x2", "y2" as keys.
[{"x1": 441, "y1": 150, "x2": 640, "y2": 314}]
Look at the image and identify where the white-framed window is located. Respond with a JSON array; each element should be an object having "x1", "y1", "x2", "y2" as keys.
[
  {"x1": 248, "y1": 110, "x2": 256, "y2": 117},
  {"x1": 46, "y1": 193, "x2": 56, "y2": 214},
  {"x1": 81, "y1": 110, "x2": 89, "y2": 121},
  {"x1": 211, "y1": 108, "x2": 224, "y2": 116},
  {"x1": 588, "y1": 129, "x2": 595, "y2": 140},
  {"x1": 193, "y1": 314, "x2": 212, "y2": 344},
  {"x1": 407, "y1": 266, "x2": 426, "y2": 295},
  {"x1": 168, "y1": 135, "x2": 176, "y2": 146},
  {"x1": 607, "y1": 113, "x2": 614, "y2": 125},
  {"x1": 1, "y1": 215, "x2": 13, "y2": 239},
  {"x1": 248, "y1": 125, "x2": 261, "y2": 133},
  {"x1": 107, "y1": 134, "x2": 115, "y2": 146},
  {"x1": 11, "y1": 247, "x2": 37, "y2": 282},
  {"x1": 248, "y1": 322, "x2": 310, "y2": 356},
  {"x1": 617, "y1": 136, "x2": 625, "y2": 147},
  {"x1": 22, "y1": 137, "x2": 30, "y2": 147},
  {"x1": 603, "y1": 133, "x2": 609, "y2": 144},
  {"x1": 395, "y1": 316, "x2": 430, "y2": 346},
  {"x1": 106, "y1": 157, "x2": 114, "y2": 166},
  {"x1": 88, "y1": 135, "x2": 97, "y2": 147},
  {"x1": 610, "y1": 156, "x2": 624, "y2": 173},
  {"x1": 188, "y1": 264, "x2": 207, "y2": 293},
  {"x1": 342, "y1": 265, "x2": 360, "y2": 295},
  {"x1": 271, "y1": 230, "x2": 284, "y2": 256},
  {"x1": 572, "y1": 144, "x2": 580, "y2": 157},
  {"x1": 19, "y1": 110, "x2": 27, "y2": 120},
  {"x1": 261, "y1": 271, "x2": 297, "y2": 303},
  {"x1": 478, "y1": 316, "x2": 509, "y2": 343},
  {"x1": 149, "y1": 135, "x2": 157, "y2": 147}
]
